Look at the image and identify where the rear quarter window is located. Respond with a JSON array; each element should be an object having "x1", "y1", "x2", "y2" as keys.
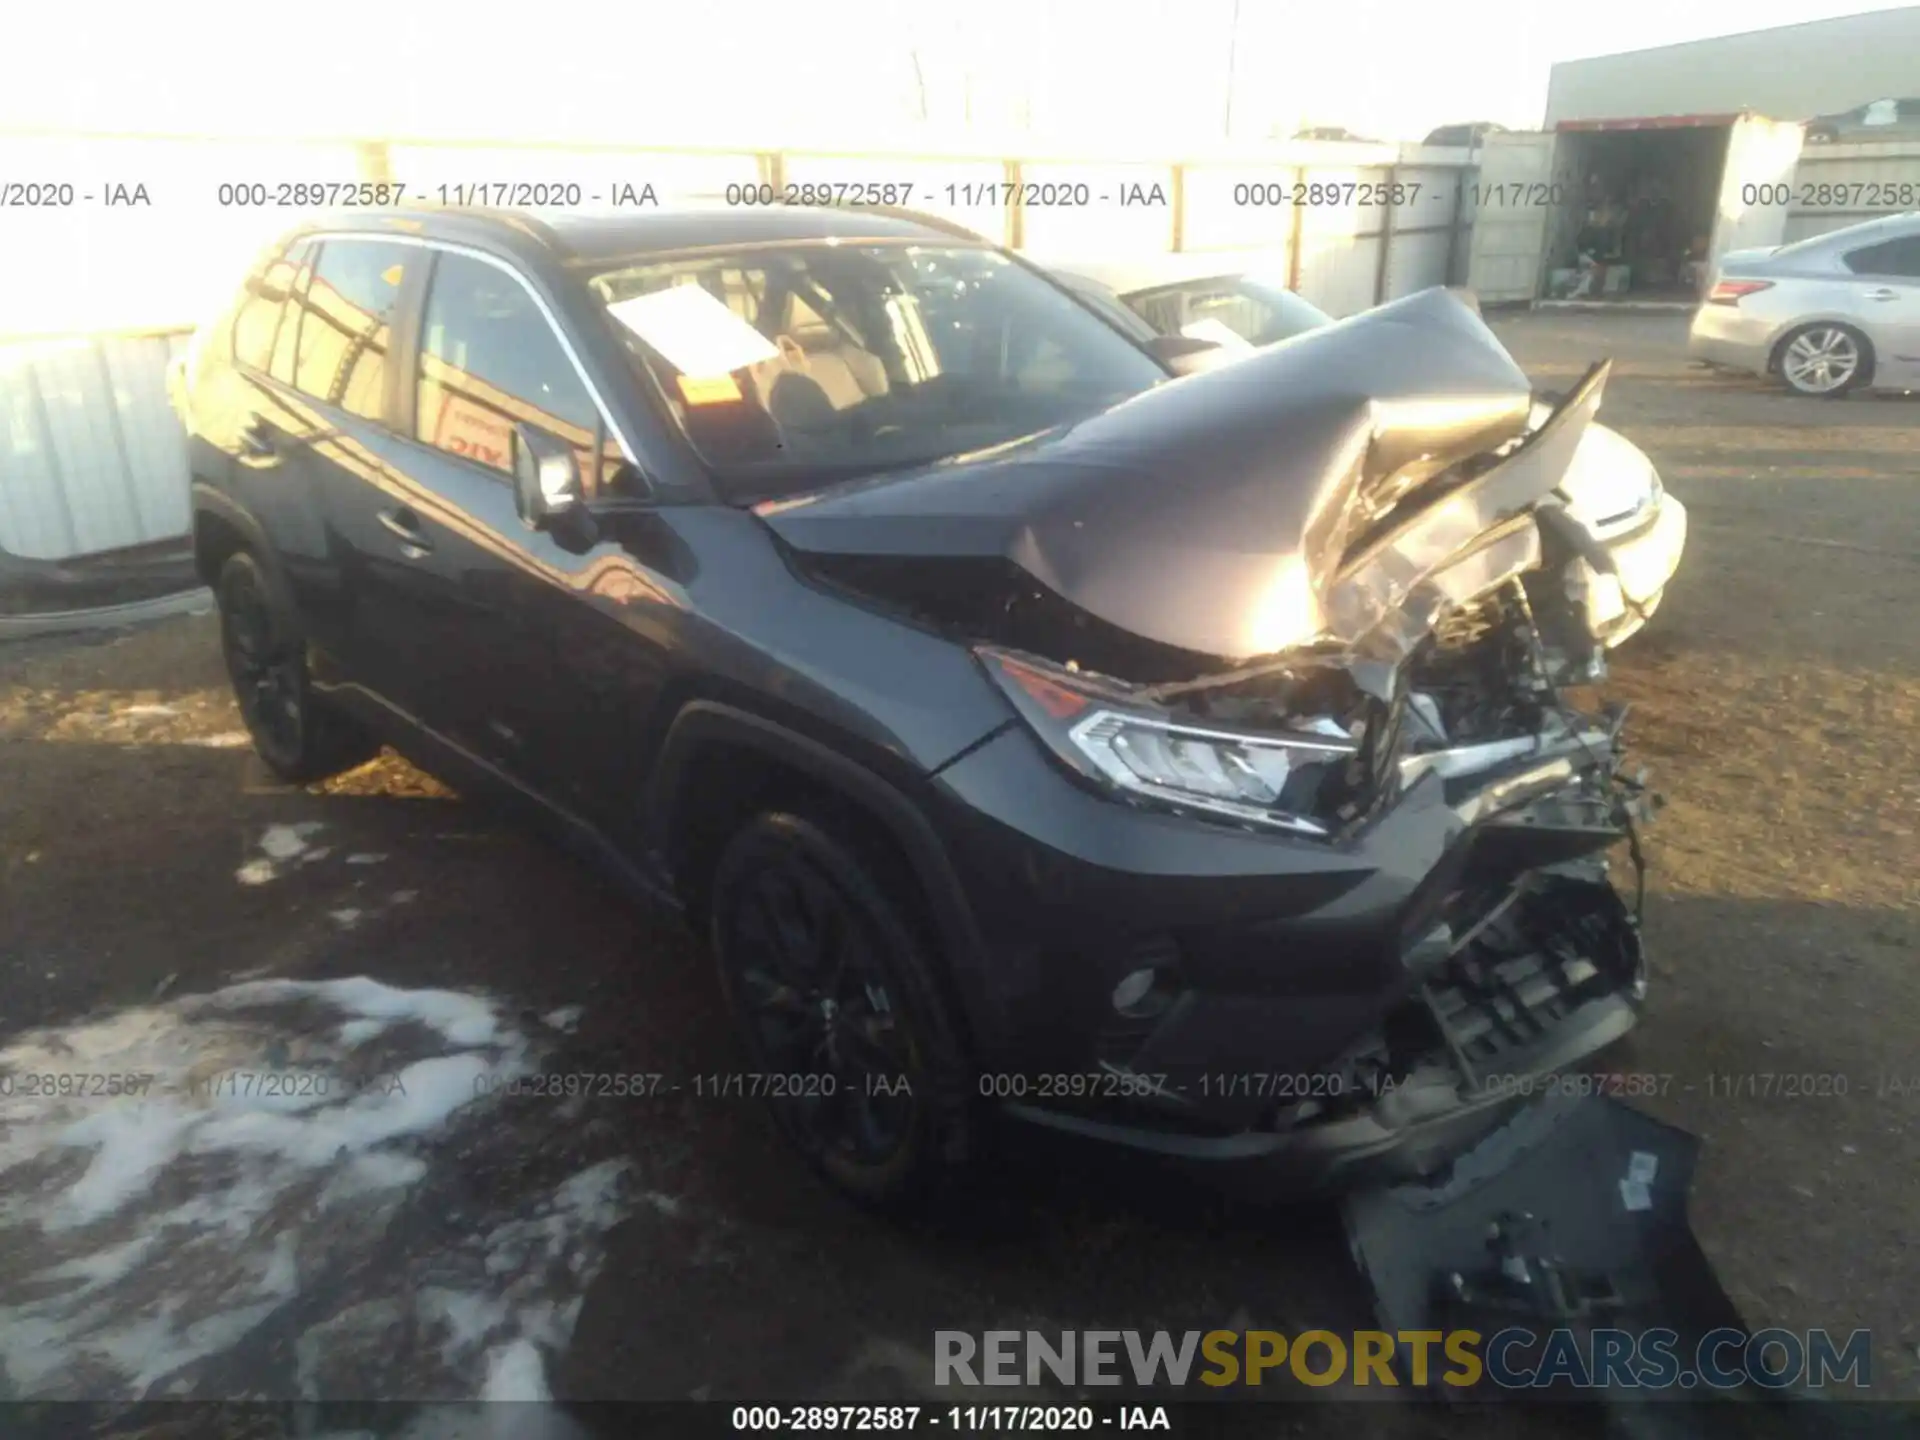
[
  {"x1": 230, "y1": 243, "x2": 299, "y2": 372},
  {"x1": 1841, "y1": 235, "x2": 1920, "y2": 277},
  {"x1": 291, "y1": 239, "x2": 414, "y2": 419}
]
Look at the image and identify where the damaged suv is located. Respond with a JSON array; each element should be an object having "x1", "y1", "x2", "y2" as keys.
[{"x1": 182, "y1": 206, "x2": 1657, "y2": 1207}]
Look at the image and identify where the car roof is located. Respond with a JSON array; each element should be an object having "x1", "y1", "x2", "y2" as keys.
[
  {"x1": 283, "y1": 204, "x2": 985, "y2": 272},
  {"x1": 1776, "y1": 210, "x2": 1920, "y2": 256}
]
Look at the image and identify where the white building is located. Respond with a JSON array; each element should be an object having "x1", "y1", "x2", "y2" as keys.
[
  {"x1": 1466, "y1": 8, "x2": 1920, "y2": 304},
  {"x1": 1545, "y1": 8, "x2": 1920, "y2": 126}
]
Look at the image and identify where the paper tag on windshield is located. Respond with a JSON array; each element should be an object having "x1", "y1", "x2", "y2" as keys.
[
  {"x1": 607, "y1": 285, "x2": 780, "y2": 378},
  {"x1": 1180, "y1": 318, "x2": 1254, "y2": 351}
]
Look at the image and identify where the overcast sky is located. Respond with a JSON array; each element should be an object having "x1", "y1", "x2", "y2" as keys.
[{"x1": 3, "y1": 0, "x2": 1914, "y2": 143}]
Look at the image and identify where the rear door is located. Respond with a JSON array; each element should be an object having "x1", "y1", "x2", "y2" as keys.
[
  {"x1": 1840, "y1": 231, "x2": 1920, "y2": 389},
  {"x1": 221, "y1": 238, "x2": 357, "y2": 659},
  {"x1": 1706, "y1": 115, "x2": 1804, "y2": 276},
  {"x1": 277, "y1": 236, "x2": 435, "y2": 702},
  {"x1": 1464, "y1": 130, "x2": 1559, "y2": 303}
]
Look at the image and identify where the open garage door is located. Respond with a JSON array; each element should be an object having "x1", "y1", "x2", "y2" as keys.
[
  {"x1": 1466, "y1": 130, "x2": 1558, "y2": 303},
  {"x1": 1707, "y1": 114, "x2": 1805, "y2": 275}
]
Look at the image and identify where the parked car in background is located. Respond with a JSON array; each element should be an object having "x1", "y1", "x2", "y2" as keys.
[
  {"x1": 1047, "y1": 259, "x2": 1687, "y2": 649},
  {"x1": 178, "y1": 206, "x2": 1659, "y2": 1208},
  {"x1": 1292, "y1": 125, "x2": 1378, "y2": 143},
  {"x1": 1687, "y1": 211, "x2": 1920, "y2": 396},
  {"x1": 1804, "y1": 97, "x2": 1920, "y2": 145},
  {"x1": 1422, "y1": 122, "x2": 1506, "y2": 147}
]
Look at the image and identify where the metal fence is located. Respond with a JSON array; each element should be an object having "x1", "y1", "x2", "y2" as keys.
[
  {"x1": 0, "y1": 329, "x2": 192, "y2": 563},
  {"x1": 0, "y1": 131, "x2": 1483, "y2": 563}
]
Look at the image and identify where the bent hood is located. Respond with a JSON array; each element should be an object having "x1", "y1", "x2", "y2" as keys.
[{"x1": 761, "y1": 286, "x2": 1607, "y2": 662}]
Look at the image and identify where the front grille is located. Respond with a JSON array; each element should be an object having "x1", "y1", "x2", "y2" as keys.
[
  {"x1": 1425, "y1": 947, "x2": 1604, "y2": 1072},
  {"x1": 1420, "y1": 879, "x2": 1641, "y2": 1080}
]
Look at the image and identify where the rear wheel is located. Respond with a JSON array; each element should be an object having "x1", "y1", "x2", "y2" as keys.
[
  {"x1": 216, "y1": 551, "x2": 376, "y2": 783},
  {"x1": 708, "y1": 811, "x2": 972, "y2": 1210},
  {"x1": 1776, "y1": 322, "x2": 1872, "y2": 397}
]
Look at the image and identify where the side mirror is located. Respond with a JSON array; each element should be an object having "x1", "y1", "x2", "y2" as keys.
[
  {"x1": 512, "y1": 423, "x2": 583, "y2": 531},
  {"x1": 1142, "y1": 331, "x2": 1238, "y2": 378},
  {"x1": 1143, "y1": 332, "x2": 1220, "y2": 364}
]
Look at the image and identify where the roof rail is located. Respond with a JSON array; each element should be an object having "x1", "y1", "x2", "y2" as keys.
[
  {"x1": 845, "y1": 204, "x2": 996, "y2": 243},
  {"x1": 669, "y1": 193, "x2": 995, "y2": 244}
]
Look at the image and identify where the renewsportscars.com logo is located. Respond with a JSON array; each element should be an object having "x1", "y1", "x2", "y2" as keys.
[{"x1": 934, "y1": 1328, "x2": 1873, "y2": 1391}]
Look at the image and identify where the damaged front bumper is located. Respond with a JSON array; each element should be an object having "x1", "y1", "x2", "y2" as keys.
[
  {"x1": 1577, "y1": 495, "x2": 1690, "y2": 649},
  {"x1": 930, "y1": 692, "x2": 1655, "y2": 1193}
]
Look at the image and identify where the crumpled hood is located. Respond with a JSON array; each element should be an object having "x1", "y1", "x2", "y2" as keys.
[{"x1": 761, "y1": 286, "x2": 1606, "y2": 662}]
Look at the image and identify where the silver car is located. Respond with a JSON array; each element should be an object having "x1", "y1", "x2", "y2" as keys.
[
  {"x1": 1804, "y1": 97, "x2": 1920, "y2": 146},
  {"x1": 1686, "y1": 212, "x2": 1920, "y2": 397},
  {"x1": 1041, "y1": 258, "x2": 1687, "y2": 649}
]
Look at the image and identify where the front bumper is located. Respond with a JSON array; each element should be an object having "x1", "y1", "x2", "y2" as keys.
[
  {"x1": 1579, "y1": 494, "x2": 1688, "y2": 647},
  {"x1": 931, "y1": 710, "x2": 1650, "y2": 1192}
]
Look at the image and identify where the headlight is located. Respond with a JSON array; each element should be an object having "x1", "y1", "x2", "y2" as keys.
[{"x1": 978, "y1": 648, "x2": 1357, "y2": 837}]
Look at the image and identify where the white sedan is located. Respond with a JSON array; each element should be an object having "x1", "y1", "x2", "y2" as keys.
[{"x1": 1042, "y1": 258, "x2": 1687, "y2": 648}]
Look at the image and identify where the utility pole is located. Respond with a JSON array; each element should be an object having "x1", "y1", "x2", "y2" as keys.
[{"x1": 1223, "y1": 0, "x2": 1242, "y2": 138}]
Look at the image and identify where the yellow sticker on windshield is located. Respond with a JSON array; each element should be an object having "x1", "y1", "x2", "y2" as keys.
[
  {"x1": 678, "y1": 373, "x2": 743, "y2": 405},
  {"x1": 381, "y1": 264, "x2": 405, "y2": 287}
]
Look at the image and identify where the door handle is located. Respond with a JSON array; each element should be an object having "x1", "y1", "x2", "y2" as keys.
[
  {"x1": 1864, "y1": 288, "x2": 1899, "y2": 301},
  {"x1": 377, "y1": 507, "x2": 434, "y2": 556},
  {"x1": 239, "y1": 418, "x2": 279, "y2": 459}
]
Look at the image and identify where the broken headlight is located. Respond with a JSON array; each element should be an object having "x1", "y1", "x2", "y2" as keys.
[{"x1": 978, "y1": 648, "x2": 1356, "y2": 837}]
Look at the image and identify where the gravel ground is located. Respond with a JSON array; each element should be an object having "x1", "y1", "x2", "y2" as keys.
[{"x1": 0, "y1": 310, "x2": 1913, "y2": 1432}]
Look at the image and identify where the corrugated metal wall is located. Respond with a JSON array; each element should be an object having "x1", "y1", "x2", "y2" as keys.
[
  {"x1": 0, "y1": 331, "x2": 192, "y2": 561},
  {"x1": 1783, "y1": 140, "x2": 1920, "y2": 244}
]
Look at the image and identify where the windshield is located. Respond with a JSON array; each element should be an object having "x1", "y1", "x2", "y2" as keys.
[{"x1": 588, "y1": 243, "x2": 1167, "y2": 496}]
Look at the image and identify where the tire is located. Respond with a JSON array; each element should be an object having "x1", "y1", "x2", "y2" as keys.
[
  {"x1": 708, "y1": 811, "x2": 973, "y2": 1211},
  {"x1": 1775, "y1": 321, "x2": 1873, "y2": 398},
  {"x1": 216, "y1": 551, "x2": 377, "y2": 783}
]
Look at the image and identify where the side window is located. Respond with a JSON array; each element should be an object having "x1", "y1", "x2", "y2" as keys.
[
  {"x1": 232, "y1": 243, "x2": 300, "y2": 372},
  {"x1": 291, "y1": 240, "x2": 412, "y2": 419},
  {"x1": 416, "y1": 251, "x2": 603, "y2": 482},
  {"x1": 1843, "y1": 237, "x2": 1920, "y2": 277},
  {"x1": 268, "y1": 242, "x2": 317, "y2": 385}
]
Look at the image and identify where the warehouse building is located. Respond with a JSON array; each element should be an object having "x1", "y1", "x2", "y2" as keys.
[{"x1": 1467, "y1": 7, "x2": 1920, "y2": 304}]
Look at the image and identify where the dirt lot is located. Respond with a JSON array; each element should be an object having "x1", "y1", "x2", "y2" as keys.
[{"x1": 0, "y1": 311, "x2": 1915, "y2": 1431}]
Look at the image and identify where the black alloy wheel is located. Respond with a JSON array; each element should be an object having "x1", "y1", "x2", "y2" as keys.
[
  {"x1": 216, "y1": 551, "x2": 374, "y2": 783},
  {"x1": 709, "y1": 812, "x2": 969, "y2": 1208}
]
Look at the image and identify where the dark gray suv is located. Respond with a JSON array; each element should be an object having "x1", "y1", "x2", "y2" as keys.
[{"x1": 178, "y1": 204, "x2": 1654, "y2": 1208}]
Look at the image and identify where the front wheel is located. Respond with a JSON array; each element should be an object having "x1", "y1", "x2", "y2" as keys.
[
  {"x1": 1776, "y1": 322, "x2": 1872, "y2": 397},
  {"x1": 216, "y1": 551, "x2": 376, "y2": 783},
  {"x1": 708, "y1": 811, "x2": 973, "y2": 1210}
]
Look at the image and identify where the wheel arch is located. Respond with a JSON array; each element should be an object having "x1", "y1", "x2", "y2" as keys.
[
  {"x1": 1767, "y1": 316, "x2": 1877, "y2": 383},
  {"x1": 643, "y1": 700, "x2": 999, "y2": 1047},
  {"x1": 192, "y1": 485, "x2": 298, "y2": 616}
]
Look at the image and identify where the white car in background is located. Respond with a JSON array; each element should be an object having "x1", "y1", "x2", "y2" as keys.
[
  {"x1": 1042, "y1": 257, "x2": 1688, "y2": 649},
  {"x1": 1686, "y1": 212, "x2": 1920, "y2": 397}
]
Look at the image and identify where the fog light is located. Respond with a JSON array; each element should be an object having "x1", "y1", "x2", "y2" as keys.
[{"x1": 1111, "y1": 968, "x2": 1158, "y2": 1013}]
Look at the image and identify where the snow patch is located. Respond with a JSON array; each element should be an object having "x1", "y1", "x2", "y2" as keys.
[
  {"x1": 260, "y1": 822, "x2": 325, "y2": 861},
  {"x1": 186, "y1": 731, "x2": 252, "y2": 748},
  {"x1": 0, "y1": 975, "x2": 638, "y2": 1403}
]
